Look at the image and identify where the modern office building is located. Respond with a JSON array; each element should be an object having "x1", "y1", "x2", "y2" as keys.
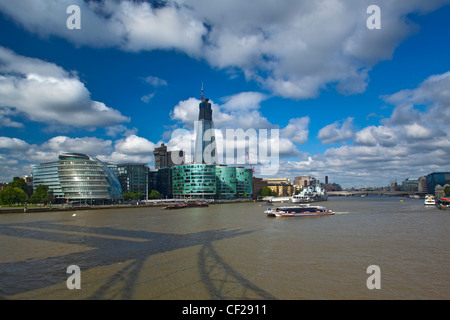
[
  {"x1": 236, "y1": 167, "x2": 253, "y2": 197},
  {"x1": 427, "y1": 172, "x2": 450, "y2": 195},
  {"x1": 172, "y1": 164, "x2": 217, "y2": 199},
  {"x1": 216, "y1": 165, "x2": 237, "y2": 199},
  {"x1": 117, "y1": 163, "x2": 148, "y2": 197},
  {"x1": 171, "y1": 164, "x2": 252, "y2": 199},
  {"x1": 194, "y1": 85, "x2": 218, "y2": 164},
  {"x1": 32, "y1": 161, "x2": 64, "y2": 200},
  {"x1": 33, "y1": 153, "x2": 122, "y2": 203}
]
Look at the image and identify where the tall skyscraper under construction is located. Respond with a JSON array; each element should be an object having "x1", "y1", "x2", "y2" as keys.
[{"x1": 194, "y1": 84, "x2": 218, "y2": 164}]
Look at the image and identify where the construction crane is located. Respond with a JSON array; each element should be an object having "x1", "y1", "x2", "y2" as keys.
[{"x1": 247, "y1": 151, "x2": 255, "y2": 174}]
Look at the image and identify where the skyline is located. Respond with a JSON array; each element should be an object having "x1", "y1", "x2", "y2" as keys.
[{"x1": 1, "y1": 0, "x2": 450, "y2": 188}]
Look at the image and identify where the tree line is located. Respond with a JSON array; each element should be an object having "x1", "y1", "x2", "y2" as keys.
[{"x1": 0, "y1": 177, "x2": 53, "y2": 206}]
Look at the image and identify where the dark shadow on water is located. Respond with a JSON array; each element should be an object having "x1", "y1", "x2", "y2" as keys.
[
  {"x1": 198, "y1": 242, "x2": 277, "y2": 300},
  {"x1": 0, "y1": 220, "x2": 272, "y2": 299}
]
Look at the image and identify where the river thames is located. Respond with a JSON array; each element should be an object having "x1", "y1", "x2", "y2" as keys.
[{"x1": 0, "y1": 196, "x2": 448, "y2": 300}]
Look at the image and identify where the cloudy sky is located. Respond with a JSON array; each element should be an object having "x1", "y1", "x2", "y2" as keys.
[{"x1": 0, "y1": 0, "x2": 449, "y2": 188}]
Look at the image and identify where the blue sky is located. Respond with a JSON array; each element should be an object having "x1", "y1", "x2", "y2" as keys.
[{"x1": 0, "y1": 0, "x2": 449, "y2": 188}]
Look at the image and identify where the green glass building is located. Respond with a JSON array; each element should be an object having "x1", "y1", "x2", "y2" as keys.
[
  {"x1": 236, "y1": 167, "x2": 253, "y2": 197},
  {"x1": 171, "y1": 164, "x2": 252, "y2": 199},
  {"x1": 215, "y1": 165, "x2": 237, "y2": 199},
  {"x1": 172, "y1": 164, "x2": 217, "y2": 199}
]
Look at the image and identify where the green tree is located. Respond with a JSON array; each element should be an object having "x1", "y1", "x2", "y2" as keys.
[
  {"x1": 258, "y1": 187, "x2": 273, "y2": 197},
  {"x1": 123, "y1": 192, "x2": 143, "y2": 201},
  {"x1": 149, "y1": 190, "x2": 162, "y2": 199},
  {"x1": 9, "y1": 177, "x2": 31, "y2": 196},
  {"x1": 29, "y1": 185, "x2": 51, "y2": 205},
  {"x1": 444, "y1": 185, "x2": 450, "y2": 196},
  {"x1": 0, "y1": 186, "x2": 28, "y2": 205}
]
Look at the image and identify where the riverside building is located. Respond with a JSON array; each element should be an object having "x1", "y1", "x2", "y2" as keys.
[
  {"x1": 32, "y1": 153, "x2": 122, "y2": 204},
  {"x1": 155, "y1": 86, "x2": 253, "y2": 200}
]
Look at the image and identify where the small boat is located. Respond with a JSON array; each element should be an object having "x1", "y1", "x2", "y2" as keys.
[
  {"x1": 162, "y1": 201, "x2": 209, "y2": 210},
  {"x1": 265, "y1": 204, "x2": 334, "y2": 217},
  {"x1": 436, "y1": 197, "x2": 450, "y2": 210},
  {"x1": 424, "y1": 195, "x2": 435, "y2": 206}
]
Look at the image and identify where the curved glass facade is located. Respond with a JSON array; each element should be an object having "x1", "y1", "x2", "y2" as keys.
[
  {"x1": 216, "y1": 165, "x2": 236, "y2": 199},
  {"x1": 236, "y1": 167, "x2": 253, "y2": 197},
  {"x1": 172, "y1": 164, "x2": 216, "y2": 199},
  {"x1": 58, "y1": 153, "x2": 122, "y2": 200}
]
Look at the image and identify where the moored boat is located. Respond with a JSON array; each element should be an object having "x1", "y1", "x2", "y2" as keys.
[
  {"x1": 436, "y1": 197, "x2": 450, "y2": 210},
  {"x1": 162, "y1": 201, "x2": 209, "y2": 210},
  {"x1": 265, "y1": 204, "x2": 334, "y2": 217}
]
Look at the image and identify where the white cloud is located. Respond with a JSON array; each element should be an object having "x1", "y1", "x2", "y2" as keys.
[
  {"x1": 0, "y1": 47, "x2": 129, "y2": 128},
  {"x1": 1, "y1": 0, "x2": 448, "y2": 99},
  {"x1": 0, "y1": 137, "x2": 30, "y2": 150},
  {"x1": 143, "y1": 76, "x2": 168, "y2": 87},
  {"x1": 277, "y1": 70, "x2": 450, "y2": 187},
  {"x1": 280, "y1": 117, "x2": 310, "y2": 145},
  {"x1": 318, "y1": 117, "x2": 355, "y2": 145},
  {"x1": 114, "y1": 134, "x2": 156, "y2": 155}
]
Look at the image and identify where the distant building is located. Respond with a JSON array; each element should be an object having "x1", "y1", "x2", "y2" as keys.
[
  {"x1": 252, "y1": 177, "x2": 268, "y2": 199},
  {"x1": 194, "y1": 85, "x2": 218, "y2": 164},
  {"x1": 153, "y1": 143, "x2": 185, "y2": 169},
  {"x1": 294, "y1": 176, "x2": 316, "y2": 189},
  {"x1": 117, "y1": 163, "x2": 148, "y2": 197},
  {"x1": 418, "y1": 176, "x2": 428, "y2": 193},
  {"x1": 32, "y1": 153, "x2": 122, "y2": 203},
  {"x1": 390, "y1": 180, "x2": 397, "y2": 192},
  {"x1": 427, "y1": 172, "x2": 450, "y2": 196},
  {"x1": 263, "y1": 178, "x2": 293, "y2": 197},
  {"x1": 401, "y1": 178, "x2": 419, "y2": 192}
]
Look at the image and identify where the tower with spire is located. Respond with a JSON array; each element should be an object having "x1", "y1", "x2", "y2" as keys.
[{"x1": 194, "y1": 83, "x2": 218, "y2": 164}]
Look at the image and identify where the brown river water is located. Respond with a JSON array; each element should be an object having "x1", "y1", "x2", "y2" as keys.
[{"x1": 0, "y1": 196, "x2": 448, "y2": 300}]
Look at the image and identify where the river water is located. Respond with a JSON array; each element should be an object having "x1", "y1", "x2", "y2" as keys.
[{"x1": 0, "y1": 196, "x2": 448, "y2": 300}]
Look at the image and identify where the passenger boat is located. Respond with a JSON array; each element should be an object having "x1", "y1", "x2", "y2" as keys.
[
  {"x1": 436, "y1": 197, "x2": 450, "y2": 210},
  {"x1": 265, "y1": 204, "x2": 334, "y2": 217},
  {"x1": 424, "y1": 195, "x2": 435, "y2": 206}
]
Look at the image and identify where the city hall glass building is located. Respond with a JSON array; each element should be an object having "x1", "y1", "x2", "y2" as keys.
[{"x1": 33, "y1": 153, "x2": 122, "y2": 203}]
